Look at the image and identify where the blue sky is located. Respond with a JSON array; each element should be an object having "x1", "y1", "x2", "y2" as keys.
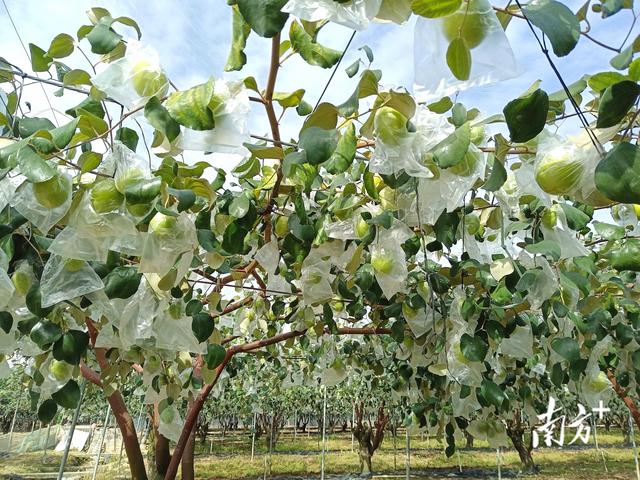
[{"x1": 0, "y1": 0, "x2": 636, "y2": 149}]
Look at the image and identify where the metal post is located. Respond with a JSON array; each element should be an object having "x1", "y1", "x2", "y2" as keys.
[
  {"x1": 294, "y1": 410, "x2": 297, "y2": 441},
  {"x1": 393, "y1": 425, "x2": 397, "y2": 470},
  {"x1": 405, "y1": 426, "x2": 410, "y2": 480},
  {"x1": 592, "y1": 416, "x2": 607, "y2": 472},
  {"x1": 351, "y1": 402, "x2": 355, "y2": 452},
  {"x1": 496, "y1": 448, "x2": 502, "y2": 480},
  {"x1": 630, "y1": 413, "x2": 640, "y2": 480},
  {"x1": 251, "y1": 412, "x2": 257, "y2": 462},
  {"x1": 321, "y1": 385, "x2": 327, "y2": 480},
  {"x1": 57, "y1": 381, "x2": 86, "y2": 480},
  {"x1": 7, "y1": 387, "x2": 23, "y2": 453},
  {"x1": 42, "y1": 421, "x2": 52, "y2": 462},
  {"x1": 457, "y1": 450, "x2": 462, "y2": 473},
  {"x1": 135, "y1": 401, "x2": 145, "y2": 442},
  {"x1": 91, "y1": 405, "x2": 111, "y2": 480}
]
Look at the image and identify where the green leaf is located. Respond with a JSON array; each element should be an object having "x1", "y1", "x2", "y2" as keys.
[
  {"x1": 302, "y1": 103, "x2": 338, "y2": 131},
  {"x1": 298, "y1": 127, "x2": 339, "y2": 165},
  {"x1": 593, "y1": 220, "x2": 625, "y2": 240},
  {"x1": 103, "y1": 266, "x2": 142, "y2": 299},
  {"x1": 205, "y1": 344, "x2": 226, "y2": 369},
  {"x1": 38, "y1": 399, "x2": 58, "y2": 424},
  {"x1": 52, "y1": 330, "x2": 89, "y2": 365},
  {"x1": 551, "y1": 337, "x2": 581, "y2": 362},
  {"x1": 167, "y1": 187, "x2": 196, "y2": 213},
  {"x1": 0, "y1": 312, "x2": 12, "y2": 334},
  {"x1": 225, "y1": 5, "x2": 251, "y2": 72},
  {"x1": 480, "y1": 379, "x2": 506, "y2": 409},
  {"x1": 595, "y1": 142, "x2": 640, "y2": 204},
  {"x1": 115, "y1": 127, "x2": 139, "y2": 152},
  {"x1": 521, "y1": 0, "x2": 581, "y2": 57},
  {"x1": 433, "y1": 122, "x2": 471, "y2": 168},
  {"x1": 611, "y1": 45, "x2": 634, "y2": 70},
  {"x1": 86, "y1": 19, "x2": 122, "y2": 54},
  {"x1": 446, "y1": 37, "x2": 471, "y2": 81},
  {"x1": 145, "y1": 96, "x2": 181, "y2": 142},
  {"x1": 588, "y1": 71, "x2": 628, "y2": 92},
  {"x1": 165, "y1": 80, "x2": 217, "y2": 131},
  {"x1": 222, "y1": 222, "x2": 249, "y2": 254},
  {"x1": 79, "y1": 151, "x2": 103, "y2": 172},
  {"x1": 26, "y1": 283, "x2": 55, "y2": 318},
  {"x1": 460, "y1": 333, "x2": 488, "y2": 362},
  {"x1": 51, "y1": 380, "x2": 81, "y2": 409},
  {"x1": 236, "y1": 0, "x2": 288, "y2": 38},
  {"x1": 50, "y1": 118, "x2": 80, "y2": 150},
  {"x1": 596, "y1": 80, "x2": 640, "y2": 128},
  {"x1": 273, "y1": 89, "x2": 306, "y2": 108},
  {"x1": 525, "y1": 240, "x2": 561, "y2": 261},
  {"x1": 29, "y1": 43, "x2": 51, "y2": 72},
  {"x1": 47, "y1": 33, "x2": 75, "y2": 59},
  {"x1": 30, "y1": 320, "x2": 62, "y2": 349},
  {"x1": 229, "y1": 193, "x2": 251, "y2": 218},
  {"x1": 325, "y1": 124, "x2": 356, "y2": 174},
  {"x1": 17, "y1": 146, "x2": 57, "y2": 183},
  {"x1": 158, "y1": 266, "x2": 177, "y2": 291},
  {"x1": 434, "y1": 211, "x2": 460, "y2": 248},
  {"x1": 503, "y1": 88, "x2": 549, "y2": 143},
  {"x1": 345, "y1": 60, "x2": 360, "y2": 78},
  {"x1": 483, "y1": 157, "x2": 507, "y2": 192},
  {"x1": 289, "y1": 22, "x2": 342, "y2": 69},
  {"x1": 560, "y1": 204, "x2": 591, "y2": 230},
  {"x1": 191, "y1": 312, "x2": 214, "y2": 343},
  {"x1": 411, "y1": 0, "x2": 461, "y2": 18},
  {"x1": 123, "y1": 177, "x2": 161, "y2": 204},
  {"x1": 19, "y1": 117, "x2": 56, "y2": 138}
]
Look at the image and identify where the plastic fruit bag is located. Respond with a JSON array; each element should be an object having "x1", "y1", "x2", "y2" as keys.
[
  {"x1": 414, "y1": 144, "x2": 487, "y2": 225},
  {"x1": 40, "y1": 255, "x2": 104, "y2": 308},
  {"x1": 282, "y1": 0, "x2": 383, "y2": 30},
  {"x1": 91, "y1": 42, "x2": 169, "y2": 110},
  {"x1": 11, "y1": 173, "x2": 72, "y2": 234},
  {"x1": 413, "y1": 0, "x2": 518, "y2": 102},
  {"x1": 152, "y1": 313, "x2": 206, "y2": 354},
  {"x1": 370, "y1": 106, "x2": 453, "y2": 178},
  {"x1": 172, "y1": 79, "x2": 250, "y2": 155},
  {"x1": 138, "y1": 212, "x2": 197, "y2": 278}
]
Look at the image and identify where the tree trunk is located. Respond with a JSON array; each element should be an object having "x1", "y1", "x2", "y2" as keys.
[
  {"x1": 153, "y1": 404, "x2": 171, "y2": 478},
  {"x1": 108, "y1": 392, "x2": 148, "y2": 480},
  {"x1": 358, "y1": 446, "x2": 373, "y2": 475},
  {"x1": 464, "y1": 430, "x2": 474, "y2": 448},
  {"x1": 181, "y1": 401, "x2": 197, "y2": 480},
  {"x1": 506, "y1": 417, "x2": 537, "y2": 474},
  {"x1": 607, "y1": 370, "x2": 640, "y2": 430}
]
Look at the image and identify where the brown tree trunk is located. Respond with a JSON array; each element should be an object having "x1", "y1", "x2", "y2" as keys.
[
  {"x1": 358, "y1": 446, "x2": 373, "y2": 474},
  {"x1": 181, "y1": 400, "x2": 197, "y2": 480},
  {"x1": 506, "y1": 416, "x2": 537, "y2": 473},
  {"x1": 607, "y1": 370, "x2": 640, "y2": 430},
  {"x1": 352, "y1": 402, "x2": 389, "y2": 475},
  {"x1": 108, "y1": 392, "x2": 148, "y2": 480},
  {"x1": 464, "y1": 430, "x2": 474, "y2": 448},
  {"x1": 153, "y1": 404, "x2": 171, "y2": 477}
]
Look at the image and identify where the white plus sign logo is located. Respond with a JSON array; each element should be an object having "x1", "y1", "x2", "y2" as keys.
[{"x1": 592, "y1": 400, "x2": 610, "y2": 420}]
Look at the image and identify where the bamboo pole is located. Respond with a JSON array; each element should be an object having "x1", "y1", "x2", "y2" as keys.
[{"x1": 405, "y1": 427, "x2": 410, "y2": 480}]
